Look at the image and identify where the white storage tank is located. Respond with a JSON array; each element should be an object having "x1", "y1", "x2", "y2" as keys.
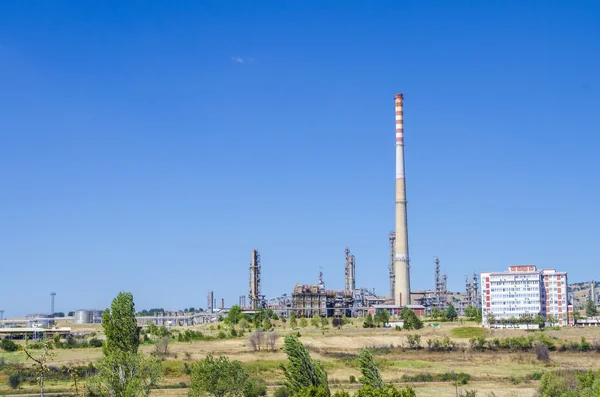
[{"x1": 74, "y1": 310, "x2": 91, "y2": 324}]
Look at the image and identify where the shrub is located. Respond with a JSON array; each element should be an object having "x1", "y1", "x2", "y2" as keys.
[
  {"x1": 243, "y1": 376, "x2": 267, "y2": 397},
  {"x1": 9, "y1": 373, "x2": 22, "y2": 389},
  {"x1": 534, "y1": 341, "x2": 550, "y2": 362},
  {"x1": 349, "y1": 375, "x2": 357, "y2": 383},
  {"x1": 406, "y1": 334, "x2": 421, "y2": 350},
  {"x1": 273, "y1": 386, "x2": 290, "y2": 397},
  {"x1": 217, "y1": 331, "x2": 227, "y2": 339},
  {"x1": 1, "y1": 338, "x2": 19, "y2": 352},
  {"x1": 89, "y1": 338, "x2": 103, "y2": 348}
]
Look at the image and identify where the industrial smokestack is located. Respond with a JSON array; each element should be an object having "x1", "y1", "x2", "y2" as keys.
[{"x1": 394, "y1": 94, "x2": 411, "y2": 306}]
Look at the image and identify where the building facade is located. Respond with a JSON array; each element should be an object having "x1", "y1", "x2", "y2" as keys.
[{"x1": 481, "y1": 265, "x2": 572, "y2": 327}]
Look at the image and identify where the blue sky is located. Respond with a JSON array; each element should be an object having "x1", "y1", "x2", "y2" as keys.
[{"x1": 1, "y1": 1, "x2": 599, "y2": 317}]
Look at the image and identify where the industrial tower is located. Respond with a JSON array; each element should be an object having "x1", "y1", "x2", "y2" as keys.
[
  {"x1": 344, "y1": 247, "x2": 356, "y2": 291},
  {"x1": 393, "y1": 94, "x2": 411, "y2": 306},
  {"x1": 50, "y1": 292, "x2": 56, "y2": 316},
  {"x1": 249, "y1": 249, "x2": 262, "y2": 310},
  {"x1": 388, "y1": 232, "x2": 396, "y2": 299}
]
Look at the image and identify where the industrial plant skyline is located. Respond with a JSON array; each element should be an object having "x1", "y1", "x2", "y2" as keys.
[{"x1": 2, "y1": 2, "x2": 600, "y2": 317}]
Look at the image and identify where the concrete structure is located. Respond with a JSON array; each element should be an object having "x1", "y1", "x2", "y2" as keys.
[
  {"x1": 344, "y1": 247, "x2": 356, "y2": 291},
  {"x1": 26, "y1": 314, "x2": 53, "y2": 328},
  {"x1": 393, "y1": 93, "x2": 411, "y2": 306},
  {"x1": 481, "y1": 265, "x2": 572, "y2": 327},
  {"x1": 249, "y1": 249, "x2": 263, "y2": 310},
  {"x1": 50, "y1": 292, "x2": 56, "y2": 316},
  {"x1": 207, "y1": 290, "x2": 214, "y2": 313}
]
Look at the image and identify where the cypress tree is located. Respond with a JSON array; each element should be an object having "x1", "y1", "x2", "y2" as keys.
[{"x1": 358, "y1": 349, "x2": 384, "y2": 388}]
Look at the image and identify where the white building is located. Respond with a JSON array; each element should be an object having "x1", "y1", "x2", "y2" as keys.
[{"x1": 481, "y1": 265, "x2": 573, "y2": 327}]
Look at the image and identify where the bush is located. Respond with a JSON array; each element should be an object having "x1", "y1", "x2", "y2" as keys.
[
  {"x1": 89, "y1": 338, "x2": 103, "y2": 348},
  {"x1": 217, "y1": 331, "x2": 227, "y2": 339},
  {"x1": 273, "y1": 386, "x2": 290, "y2": 397},
  {"x1": 243, "y1": 376, "x2": 267, "y2": 397},
  {"x1": 406, "y1": 334, "x2": 421, "y2": 350},
  {"x1": 1, "y1": 338, "x2": 19, "y2": 352},
  {"x1": 9, "y1": 373, "x2": 22, "y2": 389},
  {"x1": 534, "y1": 341, "x2": 550, "y2": 362},
  {"x1": 349, "y1": 375, "x2": 357, "y2": 383}
]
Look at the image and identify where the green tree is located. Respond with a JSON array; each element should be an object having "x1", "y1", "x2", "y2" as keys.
[
  {"x1": 311, "y1": 315, "x2": 321, "y2": 329},
  {"x1": 226, "y1": 305, "x2": 242, "y2": 325},
  {"x1": 401, "y1": 309, "x2": 423, "y2": 330},
  {"x1": 486, "y1": 312, "x2": 496, "y2": 326},
  {"x1": 320, "y1": 317, "x2": 329, "y2": 327},
  {"x1": 290, "y1": 316, "x2": 298, "y2": 329},
  {"x1": 102, "y1": 292, "x2": 140, "y2": 355},
  {"x1": 464, "y1": 305, "x2": 476, "y2": 320},
  {"x1": 89, "y1": 292, "x2": 163, "y2": 397},
  {"x1": 189, "y1": 354, "x2": 248, "y2": 397},
  {"x1": 373, "y1": 310, "x2": 390, "y2": 327},
  {"x1": 263, "y1": 317, "x2": 273, "y2": 330},
  {"x1": 585, "y1": 298, "x2": 598, "y2": 317},
  {"x1": 363, "y1": 314, "x2": 375, "y2": 328},
  {"x1": 280, "y1": 335, "x2": 329, "y2": 394},
  {"x1": 358, "y1": 349, "x2": 384, "y2": 388},
  {"x1": 300, "y1": 318, "x2": 308, "y2": 328},
  {"x1": 444, "y1": 304, "x2": 458, "y2": 321}
]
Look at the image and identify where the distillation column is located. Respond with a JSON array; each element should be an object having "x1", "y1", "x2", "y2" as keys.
[{"x1": 394, "y1": 94, "x2": 411, "y2": 306}]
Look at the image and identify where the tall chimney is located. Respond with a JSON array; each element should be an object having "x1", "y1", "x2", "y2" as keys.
[{"x1": 394, "y1": 94, "x2": 411, "y2": 306}]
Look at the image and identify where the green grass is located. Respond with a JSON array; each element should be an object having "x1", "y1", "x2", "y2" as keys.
[{"x1": 450, "y1": 327, "x2": 488, "y2": 339}]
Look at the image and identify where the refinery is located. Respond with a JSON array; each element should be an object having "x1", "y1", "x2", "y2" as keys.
[{"x1": 1, "y1": 94, "x2": 594, "y2": 331}]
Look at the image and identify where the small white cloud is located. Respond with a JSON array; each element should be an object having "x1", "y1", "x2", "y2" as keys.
[{"x1": 232, "y1": 56, "x2": 244, "y2": 63}]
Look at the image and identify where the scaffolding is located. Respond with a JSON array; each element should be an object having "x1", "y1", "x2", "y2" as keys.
[
  {"x1": 344, "y1": 248, "x2": 356, "y2": 291},
  {"x1": 249, "y1": 249, "x2": 263, "y2": 310}
]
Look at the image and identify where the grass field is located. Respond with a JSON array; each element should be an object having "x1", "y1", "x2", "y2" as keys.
[{"x1": 1, "y1": 320, "x2": 599, "y2": 396}]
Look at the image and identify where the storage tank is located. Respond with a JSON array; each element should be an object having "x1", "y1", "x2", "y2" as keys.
[
  {"x1": 91, "y1": 310, "x2": 104, "y2": 323},
  {"x1": 74, "y1": 310, "x2": 91, "y2": 324}
]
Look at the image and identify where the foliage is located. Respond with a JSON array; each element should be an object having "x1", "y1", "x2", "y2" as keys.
[
  {"x1": 358, "y1": 349, "x2": 384, "y2": 388},
  {"x1": 321, "y1": 317, "x2": 329, "y2": 327},
  {"x1": 430, "y1": 307, "x2": 443, "y2": 320},
  {"x1": 22, "y1": 338, "x2": 57, "y2": 397},
  {"x1": 290, "y1": 312, "x2": 298, "y2": 329},
  {"x1": 274, "y1": 386, "x2": 291, "y2": 397},
  {"x1": 178, "y1": 329, "x2": 205, "y2": 342},
  {"x1": 52, "y1": 312, "x2": 65, "y2": 318},
  {"x1": 406, "y1": 334, "x2": 421, "y2": 350},
  {"x1": 280, "y1": 335, "x2": 329, "y2": 394},
  {"x1": 363, "y1": 314, "x2": 375, "y2": 328},
  {"x1": 290, "y1": 386, "x2": 330, "y2": 397},
  {"x1": 243, "y1": 376, "x2": 267, "y2": 397},
  {"x1": 89, "y1": 291, "x2": 163, "y2": 397},
  {"x1": 354, "y1": 385, "x2": 416, "y2": 397},
  {"x1": 374, "y1": 310, "x2": 390, "y2": 327},
  {"x1": 88, "y1": 351, "x2": 163, "y2": 397},
  {"x1": 226, "y1": 305, "x2": 243, "y2": 325},
  {"x1": 9, "y1": 373, "x2": 22, "y2": 389},
  {"x1": 400, "y1": 309, "x2": 423, "y2": 330},
  {"x1": 189, "y1": 354, "x2": 249, "y2": 397},
  {"x1": 534, "y1": 341, "x2": 551, "y2": 362},
  {"x1": 444, "y1": 304, "x2": 458, "y2": 321},
  {"x1": 311, "y1": 315, "x2": 321, "y2": 329},
  {"x1": 300, "y1": 318, "x2": 308, "y2": 328},
  {"x1": 585, "y1": 298, "x2": 598, "y2": 317},
  {"x1": 1, "y1": 337, "x2": 20, "y2": 352},
  {"x1": 102, "y1": 291, "x2": 140, "y2": 356}
]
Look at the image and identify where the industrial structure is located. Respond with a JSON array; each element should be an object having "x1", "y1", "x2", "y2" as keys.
[
  {"x1": 207, "y1": 290, "x2": 214, "y2": 314},
  {"x1": 50, "y1": 292, "x2": 56, "y2": 316},
  {"x1": 388, "y1": 232, "x2": 395, "y2": 299},
  {"x1": 344, "y1": 248, "x2": 356, "y2": 291},
  {"x1": 481, "y1": 265, "x2": 573, "y2": 327},
  {"x1": 249, "y1": 249, "x2": 264, "y2": 310},
  {"x1": 393, "y1": 93, "x2": 411, "y2": 306},
  {"x1": 73, "y1": 309, "x2": 103, "y2": 324}
]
